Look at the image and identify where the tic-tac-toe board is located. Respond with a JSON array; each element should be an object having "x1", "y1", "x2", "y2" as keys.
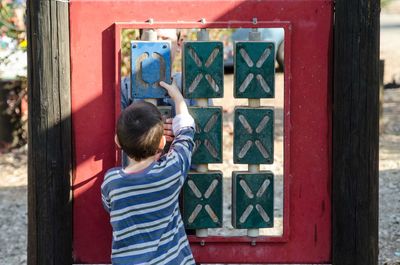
[
  {"x1": 125, "y1": 36, "x2": 278, "y2": 235},
  {"x1": 129, "y1": 33, "x2": 279, "y2": 233}
]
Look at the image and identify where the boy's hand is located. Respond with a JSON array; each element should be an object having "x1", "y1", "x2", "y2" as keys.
[
  {"x1": 160, "y1": 79, "x2": 188, "y2": 115},
  {"x1": 163, "y1": 118, "x2": 174, "y2": 142},
  {"x1": 160, "y1": 79, "x2": 184, "y2": 102}
]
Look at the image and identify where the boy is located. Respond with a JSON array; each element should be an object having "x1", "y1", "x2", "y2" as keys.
[{"x1": 101, "y1": 80, "x2": 196, "y2": 265}]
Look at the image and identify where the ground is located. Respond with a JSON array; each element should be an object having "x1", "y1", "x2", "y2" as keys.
[{"x1": 1, "y1": 2, "x2": 400, "y2": 264}]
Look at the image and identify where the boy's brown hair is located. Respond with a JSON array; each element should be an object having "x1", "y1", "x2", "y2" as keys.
[{"x1": 117, "y1": 101, "x2": 163, "y2": 161}]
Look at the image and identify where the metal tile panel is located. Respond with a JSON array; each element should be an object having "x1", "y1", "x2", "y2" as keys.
[
  {"x1": 182, "y1": 171, "x2": 223, "y2": 229},
  {"x1": 183, "y1": 41, "x2": 224, "y2": 98},
  {"x1": 232, "y1": 171, "x2": 274, "y2": 228},
  {"x1": 189, "y1": 106, "x2": 223, "y2": 164},
  {"x1": 234, "y1": 107, "x2": 274, "y2": 164},
  {"x1": 234, "y1": 41, "x2": 275, "y2": 98}
]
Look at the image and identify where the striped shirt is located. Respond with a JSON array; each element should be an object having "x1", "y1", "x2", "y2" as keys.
[{"x1": 101, "y1": 114, "x2": 196, "y2": 265}]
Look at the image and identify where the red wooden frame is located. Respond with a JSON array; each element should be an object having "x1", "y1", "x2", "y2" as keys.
[{"x1": 70, "y1": 0, "x2": 333, "y2": 263}]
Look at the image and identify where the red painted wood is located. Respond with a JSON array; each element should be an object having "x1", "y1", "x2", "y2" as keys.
[{"x1": 70, "y1": 0, "x2": 333, "y2": 263}]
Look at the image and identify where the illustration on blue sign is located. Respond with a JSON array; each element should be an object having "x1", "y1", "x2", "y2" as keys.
[{"x1": 131, "y1": 41, "x2": 171, "y2": 99}]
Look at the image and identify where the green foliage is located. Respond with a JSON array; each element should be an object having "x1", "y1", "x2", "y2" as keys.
[
  {"x1": 0, "y1": 0, "x2": 25, "y2": 44},
  {"x1": 382, "y1": 0, "x2": 394, "y2": 7},
  {"x1": 121, "y1": 29, "x2": 140, "y2": 77}
]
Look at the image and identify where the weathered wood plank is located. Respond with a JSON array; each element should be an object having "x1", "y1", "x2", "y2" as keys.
[
  {"x1": 332, "y1": 0, "x2": 380, "y2": 264},
  {"x1": 27, "y1": 0, "x2": 72, "y2": 264}
]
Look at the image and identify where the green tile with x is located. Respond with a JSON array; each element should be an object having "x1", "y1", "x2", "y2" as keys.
[
  {"x1": 234, "y1": 41, "x2": 275, "y2": 98},
  {"x1": 189, "y1": 107, "x2": 223, "y2": 164},
  {"x1": 232, "y1": 171, "x2": 274, "y2": 229},
  {"x1": 183, "y1": 41, "x2": 224, "y2": 98},
  {"x1": 234, "y1": 107, "x2": 274, "y2": 164},
  {"x1": 182, "y1": 171, "x2": 223, "y2": 229}
]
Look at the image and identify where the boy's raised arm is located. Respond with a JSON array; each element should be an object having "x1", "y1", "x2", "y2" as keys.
[{"x1": 160, "y1": 80, "x2": 195, "y2": 175}]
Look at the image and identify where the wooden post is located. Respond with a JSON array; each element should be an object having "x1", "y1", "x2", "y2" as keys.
[
  {"x1": 332, "y1": 0, "x2": 380, "y2": 264},
  {"x1": 27, "y1": 1, "x2": 72, "y2": 265}
]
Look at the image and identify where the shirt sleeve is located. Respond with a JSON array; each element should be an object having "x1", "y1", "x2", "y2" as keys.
[
  {"x1": 172, "y1": 113, "x2": 195, "y2": 136},
  {"x1": 101, "y1": 186, "x2": 111, "y2": 213},
  {"x1": 101, "y1": 170, "x2": 115, "y2": 213},
  {"x1": 166, "y1": 113, "x2": 195, "y2": 177},
  {"x1": 101, "y1": 193, "x2": 111, "y2": 213}
]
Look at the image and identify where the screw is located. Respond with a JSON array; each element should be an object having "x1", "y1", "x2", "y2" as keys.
[
  {"x1": 147, "y1": 18, "x2": 154, "y2": 24},
  {"x1": 252, "y1": 17, "x2": 258, "y2": 25},
  {"x1": 251, "y1": 240, "x2": 256, "y2": 246},
  {"x1": 162, "y1": 44, "x2": 167, "y2": 49},
  {"x1": 200, "y1": 240, "x2": 205, "y2": 246},
  {"x1": 200, "y1": 18, "x2": 206, "y2": 24},
  {"x1": 132, "y1": 43, "x2": 137, "y2": 48}
]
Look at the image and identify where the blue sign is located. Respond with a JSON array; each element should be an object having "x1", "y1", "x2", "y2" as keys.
[{"x1": 131, "y1": 41, "x2": 171, "y2": 99}]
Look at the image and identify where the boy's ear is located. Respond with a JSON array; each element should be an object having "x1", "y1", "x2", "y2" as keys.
[
  {"x1": 158, "y1": 135, "x2": 166, "y2": 150},
  {"x1": 114, "y1": 134, "x2": 121, "y2": 148}
]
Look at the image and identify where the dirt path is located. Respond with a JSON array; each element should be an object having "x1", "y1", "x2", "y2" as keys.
[
  {"x1": 379, "y1": 88, "x2": 400, "y2": 265},
  {"x1": 0, "y1": 147, "x2": 27, "y2": 265}
]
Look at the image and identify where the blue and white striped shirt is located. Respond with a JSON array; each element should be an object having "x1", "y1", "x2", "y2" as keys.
[{"x1": 101, "y1": 118, "x2": 196, "y2": 265}]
